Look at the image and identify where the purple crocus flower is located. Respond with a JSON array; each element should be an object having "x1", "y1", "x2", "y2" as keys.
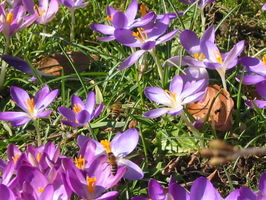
[
  {"x1": 90, "y1": 0, "x2": 156, "y2": 42},
  {"x1": 58, "y1": 91, "x2": 103, "y2": 127},
  {"x1": 225, "y1": 186, "x2": 256, "y2": 200},
  {"x1": 77, "y1": 128, "x2": 144, "y2": 180},
  {"x1": 239, "y1": 56, "x2": 266, "y2": 109},
  {"x1": 0, "y1": 184, "x2": 15, "y2": 200},
  {"x1": 0, "y1": 3, "x2": 37, "y2": 39},
  {"x1": 0, "y1": 85, "x2": 58, "y2": 126},
  {"x1": 22, "y1": 0, "x2": 59, "y2": 25},
  {"x1": 258, "y1": 172, "x2": 266, "y2": 199},
  {"x1": 262, "y1": 4, "x2": 266, "y2": 11},
  {"x1": 200, "y1": 33, "x2": 244, "y2": 89},
  {"x1": 115, "y1": 14, "x2": 179, "y2": 70},
  {"x1": 131, "y1": 177, "x2": 189, "y2": 200},
  {"x1": 179, "y1": 0, "x2": 215, "y2": 7},
  {"x1": 60, "y1": 0, "x2": 88, "y2": 10},
  {"x1": 143, "y1": 75, "x2": 206, "y2": 118}
]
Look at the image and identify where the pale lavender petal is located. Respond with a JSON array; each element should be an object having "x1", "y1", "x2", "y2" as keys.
[
  {"x1": 204, "y1": 62, "x2": 222, "y2": 69},
  {"x1": 163, "y1": 56, "x2": 186, "y2": 67},
  {"x1": 85, "y1": 91, "x2": 95, "y2": 115},
  {"x1": 37, "y1": 110, "x2": 52, "y2": 118},
  {"x1": 93, "y1": 104, "x2": 103, "y2": 119},
  {"x1": 182, "y1": 56, "x2": 206, "y2": 67},
  {"x1": 0, "y1": 111, "x2": 28, "y2": 121},
  {"x1": 10, "y1": 117, "x2": 31, "y2": 126},
  {"x1": 111, "y1": 128, "x2": 139, "y2": 156},
  {"x1": 256, "y1": 81, "x2": 266, "y2": 99},
  {"x1": 240, "y1": 56, "x2": 266, "y2": 76},
  {"x1": 125, "y1": 0, "x2": 137, "y2": 24},
  {"x1": 90, "y1": 24, "x2": 115, "y2": 35},
  {"x1": 45, "y1": 0, "x2": 59, "y2": 22},
  {"x1": 130, "y1": 11, "x2": 156, "y2": 28},
  {"x1": 118, "y1": 158, "x2": 144, "y2": 180},
  {"x1": 144, "y1": 87, "x2": 174, "y2": 106},
  {"x1": 201, "y1": 25, "x2": 215, "y2": 44},
  {"x1": 22, "y1": 0, "x2": 35, "y2": 14},
  {"x1": 181, "y1": 79, "x2": 206, "y2": 98},
  {"x1": 201, "y1": 40, "x2": 221, "y2": 63},
  {"x1": 167, "y1": 106, "x2": 183, "y2": 116},
  {"x1": 96, "y1": 191, "x2": 119, "y2": 200},
  {"x1": 97, "y1": 36, "x2": 115, "y2": 42},
  {"x1": 190, "y1": 177, "x2": 222, "y2": 200},
  {"x1": 223, "y1": 41, "x2": 245, "y2": 70},
  {"x1": 148, "y1": 179, "x2": 166, "y2": 200},
  {"x1": 156, "y1": 29, "x2": 179, "y2": 45},
  {"x1": 262, "y1": 3, "x2": 266, "y2": 11},
  {"x1": 180, "y1": 30, "x2": 200, "y2": 55},
  {"x1": 148, "y1": 15, "x2": 170, "y2": 40},
  {"x1": 141, "y1": 41, "x2": 156, "y2": 50},
  {"x1": 182, "y1": 66, "x2": 209, "y2": 83},
  {"x1": 40, "y1": 184, "x2": 54, "y2": 200},
  {"x1": 10, "y1": 86, "x2": 30, "y2": 112},
  {"x1": 71, "y1": 94, "x2": 85, "y2": 109},
  {"x1": 34, "y1": 85, "x2": 50, "y2": 108},
  {"x1": 182, "y1": 91, "x2": 206, "y2": 105},
  {"x1": 143, "y1": 108, "x2": 168, "y2": 118},
  {"x1": 169, "y1": 75, "x2": 183, "y2": 96},
  {"x1": 242, "y1": 75, "x2": 265, "y2": 85},
  {"x1": 112, "y1": 11, "x2": 128, "y2": 29},
  {"x1": 119, "y1": 50, "x2": 145, "y2": 70}
]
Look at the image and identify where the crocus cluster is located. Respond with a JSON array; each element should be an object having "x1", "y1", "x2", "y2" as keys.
[
  {"x1": 90, "y1": 0, "x2": 179, "y2": 70},
  {"x1": 131, "y1": 173, "x2": 266, "y2": 200}
]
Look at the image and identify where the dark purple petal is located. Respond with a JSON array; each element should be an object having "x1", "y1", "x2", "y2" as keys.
[
  {"x1": 256, "y1": 81, "x2": 266, "y2": 99},
  {"x1": 156, "y1": 29, "x2": 179, "y2": 45},
  {"x1": 10, "y1": 117, "x2": 31, "y2": 126},
  {"x1": 1, "y1": 55, "x2": 33, "y2": 74},
  {"x1": 96, "y1": 191, "x2": 119, "y2": 200},
  {"x1": 77, "y1": 110, "x2": 90, "y2": 124},
  {"x1": 93, "y1": 104, "x2": 103, "y2": 119},
  {"x1": 169, "y1": 177, "x2": 189, "y2": 200},
  {"x1": 131, "y1": 197, "x2": 148, "y2": 200},
  {"x1": 148, "y1": 179, "x2": 166, "y2": 200},
  {"x1": 0, "y1": 111, "x2": 28, "y2": 121},
  {"x1": 114, "y1": 29, "x2": 140, "y2": 47},
  {"x1": 131, "y1": 11, "x2": 156, "y2": 28},
  {"x1": 111, "y1": 128, "x2": 139, "y2": 156},
  {"x1": 119, "y1": 50, "x2": 145, "y2": 70},
  {"x1": 71, "y1": 94, "x2": 85, "y2": 109},
  {"x1": 0, "y1": 184, "x2": 15, "y2": 200},
  {"x1": 125, "y1": 0, "x2": 137, "y2": 24},
  {"x1": 90, "y1": 24, "x2": 115, "y2": 35},
  {"x1": 97, "y1": 36, "x2": 115, "y2": 42},
  {"x1": 204, "y1": 62, "x2": 222, "y2": 69},
  {"x1": 22, "y1": 0, "x2": 35, "y2": 14},
  {"x1": 10, "y1": 86, "x2": 30, "y2": 112},
  {"x1": 7, "y1": 144, "x2": 21, "y2": 161},
  {"x1": 242, "y1": 75, "x2": 265, "y2": 85},
  {"x1": 225, "y1": 189, "x2": 240, "y2": 200},
  {"x1": 238, "y1": 187, "x2": 256, "y2": 200},
  {"x1": 240, "y1": 56, "x2": 266, "y2": 76},
  {"x1": 37, "y1": 110, "x2": 52, "y2": 118},
  {"x1": 143, "y1": 108, "x2": 168, "y2": 118},
  {"x1": 60, "y1": 120, "x2": 80, "y2": 127},
  {"x1": 259, "y1": 173, "x2": 266, "y2": 195},
  {"x1": 245, "y1": 100, "x2": 266, "y2": 109},
  {"x1": 36, "y1": 89, "x2": 58, "y2": 111},
  {"x1": 180, "y1": 30, "x2": 200, "y2": 55},
  {"x1": 34, "y1": 85, "x2": 50, "y2": 108},
  {"x1": 112, "y1": 11, "x2": 128, "y2": 29},
  {"x1": 58, "y1": 107, "x2": 76, "y2": 122},
  {"x1": 141, "y1": 41, "x2": 156, "y2": 50},
  {"x1": 148, "y1": 15, "x2": 170, "y2": 40}
]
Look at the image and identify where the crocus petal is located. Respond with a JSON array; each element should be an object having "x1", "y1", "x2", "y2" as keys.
[
  {"x1": 204, "y1": 62, "x2": 222, "y2": 69},
  {"x1": 225, "y1": 189, "x2": 240, "y2": 200},
  {"x1": 85, "y1": 91, "x2": 95, "y2": 115},
  {"x1": 40, "y1": 184, "x2": 54, "y2": 200},
  {"x1": 58, "y1": 107, "x2": 76, "y2": 122},
  {"x1": 112, "y1": 11, "x2": 128, "y2": 29},
  {"x1": 37, "y1": 110, "x2": 52, "y2": 118},
  {"x1": 262, "y1": 3, "x2": 266, "y2": 11},
  {"x1": 34, "y1": 85, "x2": 50, "y2": 108},
  {"x1": 144, "y1": 87, "x2": 172, "y2": 105},
  {"x1": 10, "y1": 86, "x2": 30, "y2": 112},
  {"x1": 77, "y1": 110, "x2": 90, "y2": 124},
  {"x1": 245, "y1": 100, "x2": 266, "y2": 109},
  {"x1": 169, "y1": 177, "x2": 189, "y2": 200},
  {"x1": 242, "y1": 75, "x2": 265, "y2": 85},
  {"x1": 240, "y1": 56, "x2": 266, "y2": 76},
  {"x1": 96, "y1": 191, "x2": 119, "y2": 200},
  {"x1": 182, "y1": 91, "x2": 206, "y2": 105},
  {"x1": 181, "y1": 79, "x2": 206, "y2": 98},
  {"x1": 156, "y1": 29, "x2": 179, "y2": 45},
  {"x1": 256, "y1": 81, "x2": 266, "y2": 99},
  {"x1": 0, "y1": 111, "x2": 28, "y2": 121},
  {"x1": 131, "y1": 197, "x2": 148, "y2": 200},
  {"x1": 60, "y1": 120, "x2": 80, "y2": 127},
  {"x1": 125, "y1": 0, "x2": 137, "y2": 24},
  {"x1": 7, "y1": 144, "x2": 21, "y2": 161},
  {"x1": 148, "y1": 15, "x2": 170, "y2": 40},
  {"x1": 170, "y1": 75, "x2": 183, "y2": 96},
  {"x1": 114, "y1": 29, "x2": 140, "y2": 47},
  {"x1": 259, "y1": 173, "x2": 266, "y2": 195},
  {"x1": 93, "y1": 104, "x2": 103, "y2": 119},
  {"x1": 190, "y1": 177, "x2": 222, "y2": 200},
  {"x1": 111, "y1": 128, "x2": 139, "y2": 157},
  {"x1": 143, "y1": 108, "x2": 169, "y2": 118},
  {"x1": 90, "y1": 24, "x2": 115, "y2": 35},
  {"x1": 201, "y1": 25, "x2": 215, "y2": 44},
  {"x1": 119, "y1": 50, "x2": 145, "y2": 70},
  {"x1": 1, "y1": 55, "x2": 33, "y2": 74},
  {"x1": 180, "y1": 30, "x2": 200, "y2": 54},
  {"x1": 148, "y1": 179, "x2": 166, "y2": 200},
  {"x1": 163, "y1": 56, "x2": 186, "y2": 67},
  {"x1": 0, "y1": 184, "x2": 15, "y2": 200},
  {"x1": 97, "y1": 36, "x2": 115, "y2": 42},
  {"x1": 106, "y1": 6, "x2": 117, "y2": 17},
  {"x1": 131, "y1": 11, "x2": 156, "y2": 28},
  {"x1": 200, "y1": 41, "x2": 221, "y2": 63},
  {"x1": 36, "y1": 89, "x2": 58, "y2": 111},
  {"x1": 71, "y1": 94, "x2": 85, "y2": 109},
  {"x1": 10, "y1": 117, "x2": 31, "y2": 126},
  {"x1": 167, "y1": 106, "x2": 183, "y2": 116},
  {"x1": 117, "y1": 158, "x2": 143, "y2": 180},
  {"x1": 141, "y1": 41, "x2": 156, "y2": 50}
]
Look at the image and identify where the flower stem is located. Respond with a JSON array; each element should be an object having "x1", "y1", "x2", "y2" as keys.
[
  {"x1": 33, "y1": 119, "x2": 42, "y2": 146},
  {"x1": 138, "y1": 124, "x2": 148, "y2": 164},
  {"x1": 0, "y1": 37, "x2": 10, "y2": 89},
  {"x1": 180, "y1": 112, "x2": 204, "y2": 147},
  {"x1": 150, "y1": 49, "x2": 164, "y2": 86},
  {"x1": 87, "y1": 123, "x2": 97, "y2": 140},
  {"x1": 217, "y1": 68, "x2": 227, "y2": 90},
  {"x1": 70, "y1": 9, "x2": 75, "y2": 41}
]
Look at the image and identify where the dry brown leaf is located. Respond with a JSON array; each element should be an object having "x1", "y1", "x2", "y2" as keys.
[
  {"x1": 35, "y1": 52, "x2": 98, "y2": 76},
  {"x1": 187, "y1": 84, "x2": 234, "y2": 131}
]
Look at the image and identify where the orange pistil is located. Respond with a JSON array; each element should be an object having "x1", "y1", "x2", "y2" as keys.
[
  {"x1": 86, "y1": 177, "x2": 96, "y2": 193},
  {"x1": 105, "y1": 15, "x2": 112, "y2": 21},
  {"x1": 12, "y1": 154, "x2": 20, "y2": 163},
  {"x1": 73, "y1": 104, "x2": 82, "y2": 113},
  {"x1": 36, "y1": 153, "x2": 42, "y2": 163},
  {"x1": 132, "y1": 28, "x2": 148, "y2": 43},
  {"x1": 262, "y1": 54, "x2": 266, "y2": 66},
  {"x1": 27, "y1": 98, "x2": 35, "y2": 114},
  {"x1": 6, "y1": 12, "x2": 14, "y2": 24},
  {"x1": 193, "y1": 52, "x2": 205, "y2": 61},
  {"x1": 34, "y1": 5, "x2": 46, "y2": 17},
  {"x1": 38, "y1": 187, "x2": 44, "y2": 193},
  {"x1": 75, "y1": 155, "x2": 85, "y2": 169},
  {"x1": 100, "y1": 140, "x2": 112, "y2": 153}
]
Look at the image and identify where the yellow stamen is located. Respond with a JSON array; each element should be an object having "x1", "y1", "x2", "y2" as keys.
[
  {"x1": 100, "y1": 140, "x2": 112, "y2": 153},
  {"x1": 193, "y1": 52, "x2": 206, "y2": 61},
  {"x1": 165, "y1": 90, "x2": 176, "y2": 99},
  {"x1": 86, "y1": 177, "x2": 96, "y2": 193},
  {"x1": 34, "y1": 5, "x2": 46, "y2": 17},
  {"x1": 140, "y1": 3, "x2": 148, "y2": 17},
  {"x1": 73, "y1": 104, "x2": 82, "y2": 113},
  {"x1": 75, "y1": 155, "x2": 85, "y2": 169},
  {"x1": 27, "y1": 98, "x2": 35, "y2": 114},
  {"x1": 12, "y1": 154, "x2": 20, "y2": 163},
  {"x1": 38, "y1": 187, "x2": 44, "y2": 193},
  {"x1": 36, "y1": 153, "x2": 41, "y2": 163},
  {"x1": 262, "y1": 54, "x2": 266, "y2": 66},
  {"x1": 6, "y1": 12, "x2": 14, "y2": 24},
  {"x1": 132, "y1": 28, "x2": 148, "y2": 43},
  {"x1": 214, "y1": 51, "x2": 223, "y2": 64},
  {"x1": 106, "y1": 16, "x2": 112, "y2": 21}
]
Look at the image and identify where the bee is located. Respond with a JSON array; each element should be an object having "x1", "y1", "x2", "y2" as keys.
[
  {"x1": 107, "y1": 152, "x2": 118, "y2": 175},
  {"x1": 111, "y1": 102, "x2": 122, "y2": 119}
]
